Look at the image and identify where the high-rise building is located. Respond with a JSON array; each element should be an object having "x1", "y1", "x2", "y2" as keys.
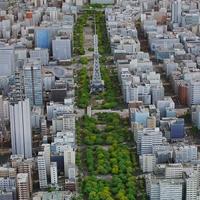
[
  {"x1": 17, "y1": 162, "x2": 33, "y2": 194},
  {"x1": 37, "y1": 151, "x2": 48, "y2": 189},
  {"x1": 29, "y1": 48, "x2": 49, "y2": 65},
  {"x1": 52, "y1": 37, "x2": 72, "y2": 60},
  {"x1": 185, "y1": 171, "x2": 198, "y2": 200},
  {"x1": 192, "y1": 105, "x2": 200, "y2": 129},
  {"x1": 41, "y1": 144, "x2": 51, "y2": 176},
  {"x1": 159, "y1": 179, "x2": 183, "y2": 200},
  {"x1": 9, "y1": 98, "x2": 32, "y2": 158},
  {"x1": 34, "y1": 0, "x2": 47, "y2": 7},
  {"x1": 0, "y1": 45, "x2": 15, "y2": 76},
  {"x1": 50, "y1": 162, "x2": 58, "y2": 185},
  {"x1": 146, "y1": 174, "x2": 183, "y2": 200},
  {"x1": 174, "y1": 144, "x2": 197, "y2": 163},
  {"x1": 136, "y1": 128, "x2": 163, "y2": 155},
  {"x1": 64, "y1": 146, "x2": 75, "y2": 178},
  {"x1": 170, "y1": 118, "x2": 185, "y2": 139},
  {"x1": 130, "y1": 106, "x2": 149, "y2": 128},
  {"x1": 35, "y1": 28, "x2": 52, "y2": 49},
  {"x1": 165, "y1": 164, "x2": 183, "y2": 179},
  {"x1": 151, "y1": 85, "x2": 164, "y2": 105},
  {"x1": 62, "y1": 114, "x2": 76, "y2": 131},
  {"x1": 23, "y1": 61, "x2": 43, "y2": 106},
  {"x1": 41, "y1": 117, "x2": 47, "y2": 135},
  {"x1": 157, "y1": 97, "x2": 175, "y2": 118},
  {"x1": 139, "y1": 154, "x2": 156, "y2": 173},
  {"x1": 171, "y1": 0, "x2": 182, "y2": 25},
  {"x1": 0, "y1": 95, "x2": 4, "y2": 121},
  {"x1": 187, "y1": 80, "x2": 200, "y2": 106},
  {"x1": 10, "y1": 155, "x2": 33, "y2": 194},
  {"x1": 17, "y1": 173, "x2": 30, "y2": 200}
]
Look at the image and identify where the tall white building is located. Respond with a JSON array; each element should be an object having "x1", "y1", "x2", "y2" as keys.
[
  {"x1": 171, "y1": 0, "x2": 182, "y2": 24},
  {"x1": 146, "y1": 175, "x2": 183, "y2": 200},
  {"x1": 9, "y1": 98, "x2": 32, "y2": 158},
  {"x1": 0, "y1": 45, "x2": 15, "y2": 76},
  {"x1": 136, "y1": 128, "x2": 163, "y2": 155},
  {"x1": 64, "y1": 146, "x2": 75, "y2": 178},
  {"x1": 139, "y1": 154, "x2": 156, "y2": 173},
  {"x1": 187, "y1": 80, "x2": 200, "y2": 106},
  {"x1": 185, "y1": 171, "x2": 198, "y2": 200},
  {"x1": 37, "y1": 151, "x2": 48, "y2": 189},
  {"x1": 50, "y1": 162, "x2": 58, "y2": 185},
  {"x1": 42, "y1": 144, "x2": 51, "y2": 176}
]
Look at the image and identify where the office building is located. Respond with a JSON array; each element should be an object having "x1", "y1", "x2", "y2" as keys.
[
  {"x1": 146, "y1": 174, "x2": 183, "y2": 200},
  {"x1": 41, "y1": 144, "x2": 51, "y2": 176},
  {"x1": 64, "y1": 146, "x2": 75, "y2": 178},
  {"x1": 157, "y1": 97, "x2": 175, "y2": 118},
  {"x1": 41, "y1": 117, "x2": 47, "y2": 135},
  {"x1": 130, "y1": 106, "x2": 149, "y2": 128},
  {"x1": 62, "y1": 114, "x2": 76, "y2": 131},
  {"x1": 23, "y1": 61, "x2": 43, "y2": 106},
  {"x1": 139, "y1": 154, "x2": 156, "y2": 173},
  {"x1": 52, "y1": 37, "x2": 72, "y2": 60},
  {"x1": 136, "y1": 128, "x2": 163, "y2": 155},
  {"x1": 0, "y1": 0, "x2": 8, "y2": 9},
  {"x1": 192, "y1": 105, "x2": 200, "y2": 129},
  {"x1": 170, "y1": 118, "x2": 185, "y2": 139},
  {"x1": 187, "y1": 80, "x2": 200, "y2": 106},
  {"x1": 9, "y1": 98, "x2": 32, "y2": 158},
  {"x1": 174, "y1": 144, "x2": 197, "y2": 163},
  {"x1": 35, "y1": 28, "x2": 52, "y2": 49},
  {"x1": 29, "y1": 48, "x2": 49, "y2": 65},
  {"x1": 0, "y1": 190, "x2": 16, "y2": 200},
  {"x1": 185, "y1": 171, "x2": 198, "y2": 200},
  {"x1": 0, "y1": 45, "x2": 15, "y2": 77},
  {"x1": 165, "y1": 164, "x2": 183, "y2": 179},
  {"x1": 171, "y1": 0, "x2": 182, "y2": 25},
  {"x1": 0, "y1": 177, "x2": 15, "y2": 191},
  {"x1": 17, "y1": 173, "x2": 30, "y2": 200},
  {"x1": 37, "y1": 151, "x2": 48, "y2": 189},
  {"x1": 151, "y1": 85, "x2": 164, "y2": 105},
  {"x1": 50, "y1": 162, "x2": 58, "y2": 185},
  {"x1": 0, "y1": 45, "x2": 15, "y2": 76},
  {"x1": 160, "y1": 179, "x2": 183, "y2": 200}
]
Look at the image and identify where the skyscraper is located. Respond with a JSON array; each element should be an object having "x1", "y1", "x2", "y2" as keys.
[
  {"x1": 23, "y1": 61, "x2": 43, "y2": 106},
  {"x1": 9, "y1": 98, "x2": 32, "y2": 158},
  {"x1": 171, "y1": 0, "x2": 182, "y2": 24},
  {"x1": 37, "y1": 151, "x2": 48, "y2": 189}
]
